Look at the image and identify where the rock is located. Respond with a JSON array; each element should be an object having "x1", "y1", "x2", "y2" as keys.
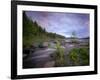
[{"x1": 44, "y1": 61, "x2": 55, "y2": 67}]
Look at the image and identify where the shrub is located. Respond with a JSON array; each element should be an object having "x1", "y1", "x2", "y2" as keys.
[
  {"x1": 69, "y1": 48, "x2": 79, "y2": 65},
  {"x1": 54, "y1": 40, "x2": 65, "y2": 67},
  {"x1": 69, "y1": 47, "x2": 89, "y2": 66},
  {"x1": 79, "y1": 48, "x2": 89, "y2": 65}
]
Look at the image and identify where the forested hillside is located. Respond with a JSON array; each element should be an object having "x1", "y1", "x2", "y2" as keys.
[{"x1": 23, "y1": 12, "x2": 65, "y2": 48}]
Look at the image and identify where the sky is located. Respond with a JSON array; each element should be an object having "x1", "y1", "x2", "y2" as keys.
[{"x1": 25, "y1": 11, "x2": 90, "y2": 38}]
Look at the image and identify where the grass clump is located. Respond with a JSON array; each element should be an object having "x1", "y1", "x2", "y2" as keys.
[{"x1": 54, "y1": 40, "x2": 65, "y2": 67}]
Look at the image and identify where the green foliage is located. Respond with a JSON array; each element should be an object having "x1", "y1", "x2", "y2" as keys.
[
  {"x1": 69, "y1": 48, "x2": 79, "y2": 65},
  {"x1": 23, "y1": 11, "x2": 65, "y2": 48},
  {"x1": 23, "y1": 12, "x2": 35, "y2": 47},
  {"x1": 54, "y1": 40, "x2": 65, "y2": 66},
  {"x1": 79, "y1": 48, "x2": 89, "y2": 65},
  {"x1": 69, "y1": 47, "x2": 89, "y2": 66}
]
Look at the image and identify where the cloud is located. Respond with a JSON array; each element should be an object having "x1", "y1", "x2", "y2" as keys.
[{"x1": 26, "y1": 11, "x2": 89, "y2": 38}]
